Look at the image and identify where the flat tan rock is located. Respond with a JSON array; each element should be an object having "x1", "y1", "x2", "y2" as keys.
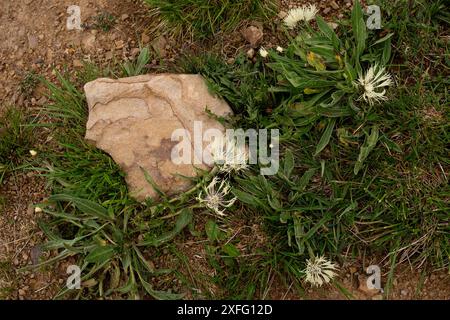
[{"x1": 84, "y1": 74, "x2": 232, "y2": 201}]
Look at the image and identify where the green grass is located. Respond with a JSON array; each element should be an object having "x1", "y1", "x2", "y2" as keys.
[
  {"x1": 0, "y1": 106, "x2": 36, "y2": 183},
  {"x1": 143, "y1": 0, "x2": 277, "y2": 39}
]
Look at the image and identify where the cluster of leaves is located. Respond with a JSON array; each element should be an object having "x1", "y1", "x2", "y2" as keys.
[
  {"x1": 267, "y1": 3, "x2": 392, "y2": 170},
  {"x1": 143, "y1": 0, "x2": 277, "y2": 38},
  {"x1": 28, "y1": 194, "x2": 192, "y2": 299}
]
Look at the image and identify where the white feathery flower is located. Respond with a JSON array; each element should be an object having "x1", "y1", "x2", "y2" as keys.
[
  {"x1": 354, "y1": 64, "x2": 393, "y2": 105},
  {"x1": 304, "y1": 256, "x2": 339, "y2": 287},
  {"x1": 259, "y1": 47, "x2": 269, "y2": 58},
  {"x1": 212, "y1": 139, "x2": 249, "y2": 174},
  {"x1": 29, "y1": 150, "x2": 37, "y2": 157},
  {"x1": 303, "y1": 4, "x2": 319, "y2": 22},
  {"x1": 283, "y1": 4, "x2": 318, "y2": 29},
  {"x1": 197, "y1": 177, "x2": 237, "y2": 216},
  {"x1": 276, "y1": 46, "x2": 284, "y2": 53}
]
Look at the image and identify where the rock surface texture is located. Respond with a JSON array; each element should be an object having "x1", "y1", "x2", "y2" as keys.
[{"x1": 84, "y1": 74, "x2": 232, "y2": 201}]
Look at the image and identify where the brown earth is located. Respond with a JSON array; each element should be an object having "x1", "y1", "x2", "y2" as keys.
[{"x1": 0, "y1": 0, "x2": 448, "y2": 300}]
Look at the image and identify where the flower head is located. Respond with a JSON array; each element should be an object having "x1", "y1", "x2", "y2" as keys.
[
  {"x1": 197, "y1": 177, "x2": 237, "y2": 216},
  {"x1": 259, "y1": 47, "x2": 269, "y2": 58},
  {"x1": 354, "y1": 64, "x2": 393, "y2": 105},
  {"x1": 303, "y1": 4, "x2": 319, "y2": 22},
  {"x1": 304, "y1": 256, "x2": 339, "y2": 287},
  {"x1": 212, "y1": 138, "x2": 249, "y2": 174},
  {"x1": 29, "y1": 150, "x2": 37, "y2": 157},
  {"x1": 283, "y1": 4, "x2": 318, "y2": 29},
  {"x1": 276, "y1": 46, "x2": 284, "y2": 53}
]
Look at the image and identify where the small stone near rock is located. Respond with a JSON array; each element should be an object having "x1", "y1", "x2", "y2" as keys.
[
  {"x1": 328, "y1": 22, "x2": 339, "y2": 30},
  {"x1": 130, "y1": 48, "x2": 140, "y2": 57},
  {"x1": 242, "y1": 26, "x2": 264, "y2": 47},
  {"x1": 73, "y1": 59, "x2": 83, "y2": 68},
  {"x1": 330, "y1": 1, "x2": 339, "y2": 10},
  {"x1": 115, "y1": 40, "x2": 125, "y2": 50},
  {"x1": 37, "y1": 96, "x2": 48, "y2": 106},
  {"x1": 246, "y1": 48, "x2": 255, "y2": 59},
  {"x1": 82, "y1": 33, "x2": 96, "y2": 51}
]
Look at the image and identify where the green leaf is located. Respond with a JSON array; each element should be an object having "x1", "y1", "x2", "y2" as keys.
[
  {"x1": 316, "y1": 15, "x2": 340, "y2": 49},
  {"x1": 314, "y1": 118, "x2": 336, "y2": 156},
  {"x1": 351, "y1": 1, "x2": 367, "y2": 62},
  {"x1": 283, "y1": 149, "x2": 295, "y2": 179},
  {"x1": 295, "y1": 168, "x2": 317, "y2": 192},
  {"x1": 222, "y1": 243, "x2": 240, "y2": 258},
  {"x1": 136, "y1": 269, "x2": 184, "y2": 300},
  {"x1": 280, "y1": 211, "x2": 291, "y2": 224},
  {"x1": 381, "y1": 37, "x2": 392, "y2": 65},
  {"x1": 205, "y1": 220, "x2": 219, "y2": 242},
  {"x1": 233, "y1": 189, "x2": 257, "y2": 206},
  {"x1": 293, "y1": 215, "x2": 305, "y2": 255},
  {"x1": 381, "y1": 135, "x2": 402, "y2": 153},
  {"x1": 372, "y1": 33, "x2": 394, "y2": 46},
  {"x1": 49, "y1": 194, "x2": 113, "y2": 221},
  {"x1": 85, "y1": 245, "x2": 116, "y2": 264},
  {"x1": 354, "y1": 126, "x2": 380, "y2": 174},
  {"x1": 141, "y1": 167, "x2": 166, "y2": 198},
  {"x1": 139, "y1": 208, "x2": 192, "y2": 246},
  {"x1": 133, "y1": 245, "x2": 155, "y2": 274}
]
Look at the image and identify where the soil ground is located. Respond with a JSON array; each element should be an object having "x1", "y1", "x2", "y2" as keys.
[{"x1": 0, "y1": 0, "x2": 448, "y2": 300}]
